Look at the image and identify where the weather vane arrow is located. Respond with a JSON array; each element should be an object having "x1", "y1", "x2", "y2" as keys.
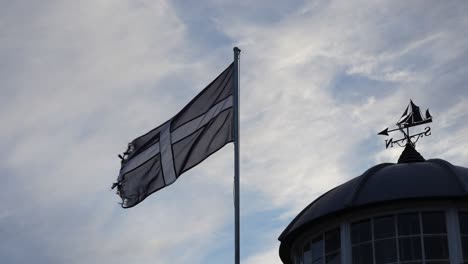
[
  {"x1": 378, "y1": 127, "x2": 401, "y2": 136},
  {"x1": 378, "y1": 100, "x2": 433, "y2": 149}
]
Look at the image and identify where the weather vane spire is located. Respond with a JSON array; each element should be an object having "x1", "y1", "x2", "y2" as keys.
[{"x1": 378, "y1": 100, "x2": 432, "y2": 149}]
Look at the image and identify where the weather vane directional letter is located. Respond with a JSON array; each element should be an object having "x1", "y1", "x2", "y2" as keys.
[{"x1": 378, "y1": 100, "x2": 432, "y2": 149}]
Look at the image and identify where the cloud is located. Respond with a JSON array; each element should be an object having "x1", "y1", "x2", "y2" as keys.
[
  {"x1": 243, "y1": 248, "x2": 281, "y2": 264},
  {"x1": 1, "y1": 0, "x2": 468, "y2": 264},
  {"x1": 219, "y1": 1, "x2": 468, "y2": 262},
  {"x1": 0, "y1": 1, "x2": 229, "y2": 263}
]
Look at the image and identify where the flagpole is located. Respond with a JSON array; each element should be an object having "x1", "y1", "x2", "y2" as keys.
[{"x1": 233, "y1": 46, "x2": 241, "y2": 264}]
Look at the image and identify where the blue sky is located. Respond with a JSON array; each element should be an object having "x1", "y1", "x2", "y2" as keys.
[{"x1": 1, "y1": 1, "x2": 468, "y2": 263}]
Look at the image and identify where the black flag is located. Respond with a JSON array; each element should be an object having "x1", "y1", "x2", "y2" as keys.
[{"x1": 113, "y1": 64, "x2": 234, "y2": 208}]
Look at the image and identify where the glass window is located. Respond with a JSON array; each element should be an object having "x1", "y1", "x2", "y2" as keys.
[
  {"x1": 303, "y1": 236, "x2": 324, "y2": 264},
  {"x1": 325, "y1": 229, "x2": 340, "y2": 253},
  {"x1": 421, "y1": 212, "x2": 448, "y2": 262},
  {"x1": 459, "y1": 212, "x2": 468, "y2": 234},
  {"x1": 374, "y1": 238, "x2": 396, "y2": 264},
  {"x1": 348, "y1": 211, "x2": 449, "y2": 264},
  {"x1": 398, "y1": 213, "x2": 420, "y2": 236},
  {"x1": 352, "y1": 243, "x2": 372, "y2": 264},
  {"x1": 295, "y1": 246, "x2": 303, "y2": 264},
  {"x1": 312, "y1": 258, "x2": 323, "y2": 264},
  {"x1": 424, "y1": 236, "x2": 449, "y2": 259},
  {"x1": 297, "y1": 210, "x2": 453, "y2": 264},
  {"x1": 325, "y1": 252, "x2": 340, "y2": 264},
  {"x1": 310, "y1": 236, "x2": 324, "y2": 263},
  {"x1": 459, "y1": 212, "x2": 468, "y2": 261},
  {"x1": 399, "y1": 236, "x2": 422, "y2": 261},
  {"x1": 304, "y1": 242, "x2": 312, "y2": 263},
  {"x1": 374, "y1": 215, "x2": 395, "y2": 239},
  {"x1": 463, "y1": 237, "x2": 468, "y2": 261},
  {"x1": 325, "y1": 228, "x2": 340, "y2": 264},
  {"x1": 422, "y1": 212, "x2": 446, "y2": 234},
  {"x1": 351, "y1": 219, "x2": 372, "y2": 264},
  {"x1": 296, "y1": 228, "x2": 340, "y2": 264},
  {"x1": 351, "y1": 220, "x2": 371, "y2": 244}
]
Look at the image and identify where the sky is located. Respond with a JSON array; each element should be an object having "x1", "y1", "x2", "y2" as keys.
[{"x1": 1, "y1": 0, "x2": 468, "y2": 263}]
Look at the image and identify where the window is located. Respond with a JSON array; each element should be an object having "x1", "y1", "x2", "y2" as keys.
[
  {"x1": 351, "y1": 220, "x2": 373, "y2": 264},
  {"x1": 459, "y1": 212, "x2": 468, "y2": 263},
  {"x1": 295, "y1": 228, "x2": 341, "y2": 264},
  {"x1": 398, "y1": 213, "x2": 422, "y2": 262},
  {"x1": 374, "y1": 215, "x2": 397, "y2": 264},
  {"x1": 421, "y1": 212, "x2": 448, "y2": 262},
  {"x1": 303, "y1": 236, "x2": 323, "y2": 264},
  {"x1": 350, "y1": 211, "x2": 449, "y2": 264},
  {"x1": 325, "y1": 228, "x2": 341, "y2": 264}
]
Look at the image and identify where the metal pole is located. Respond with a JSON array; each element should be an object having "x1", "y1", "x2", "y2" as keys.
[{"x1": 233, "y1": 46, "x2": 241, "y2": 264}]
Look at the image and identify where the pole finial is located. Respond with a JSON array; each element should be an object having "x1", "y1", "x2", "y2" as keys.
[{"x1": 234, "y1": 47, "x2": 241, "y2": 53}]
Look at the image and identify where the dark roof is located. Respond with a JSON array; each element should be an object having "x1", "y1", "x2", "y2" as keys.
[{"x1": 278, "y1": 147, "x2": 468, "y2": 262}]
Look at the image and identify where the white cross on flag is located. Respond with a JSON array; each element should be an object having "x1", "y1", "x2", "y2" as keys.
[{"x1": 113, "y1": 63, "x2": 234, "y2": 208}]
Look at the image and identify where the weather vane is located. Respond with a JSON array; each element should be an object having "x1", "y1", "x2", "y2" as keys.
[{"x1": 378, "y1": 100, "x2": 432, "y2": 149}]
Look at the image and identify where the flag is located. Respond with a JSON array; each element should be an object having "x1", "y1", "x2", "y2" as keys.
[{"x1": 113, "y1": 63, "x2": 234, "y2": 208}]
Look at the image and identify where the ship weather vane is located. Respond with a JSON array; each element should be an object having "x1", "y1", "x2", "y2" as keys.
[{"x1": 378, "y1": 100, "x2": 432, "y2": 149}]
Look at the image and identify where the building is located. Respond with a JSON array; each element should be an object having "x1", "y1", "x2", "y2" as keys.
[{"x1": 278, "y1": 144, "x2": 468, "y2": 264}]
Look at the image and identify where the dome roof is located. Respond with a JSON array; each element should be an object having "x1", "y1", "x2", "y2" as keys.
[{"x1": 278, "y1": 146, "x2": 468, "y2": 261}]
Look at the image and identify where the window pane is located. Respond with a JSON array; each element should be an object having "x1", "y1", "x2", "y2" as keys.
[
  {"x1": 398, "y1": 213, "x2": 420, "y2": 236},
  {"x1": 462, "y1": 236, "x2": 468, "y2": 260},
  {"x1": 311, "y1": 236, "x2": 324, "y2": 261},
  {"x1": 352, "y1": 243, "x2": 373, "y2": 264},
  {"x1": 374, "y1": 215, "x2": 395, "y2": 239},
  {"x1": 399, "y1": 237, "x2": 422, "y2": 261},
  {"x1": 375, "y1": 238, "x2": 397, "y2": 264},
  {"x1": 295, "y1": 255, "x2": 303, "y2": 264},
  {"x1": 424, "y1": 236, "x2": 449, "y2": 260},
  {"x1": 304, "y1": 242, "x2": 312, "y2": 264},
  {"x1": 312, "y1": 258, "x2": 323, "y2": 264},
  {"x1": 460, "y1": 212, "x2": 468, "y2": 235},
  {"x1": 351, "y1": 220, "x2": 371, "y2": 244},
  {"x1": 422, "y1": 212, "x2": 446, "y2": 234},
  {"x1": 325, "y1": 252, "x2": 340, "y2": 264},
  {"x1": 325, "y1": 228, "x2": 340, "y2": 254},
  {"x1": 460, "y1": 213, "x2": 468, "y2": 261},
  {"x1": 295, "y1": 246, "x2": 304, "y2": 264}
]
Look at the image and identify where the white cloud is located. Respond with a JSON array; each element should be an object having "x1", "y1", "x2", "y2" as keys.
[
  {"x1": 221, "y1": 0, "x2": 468, "y2": 261},
  {"x1": 243, "y1": 248, "x2": 281, "y2": 264},
  {"x1": 1, "y1": 0, "x2": 468, "y2": 264},
  {"x1": 0, "y1": 1, "x2": 232, "y2": 263}
]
